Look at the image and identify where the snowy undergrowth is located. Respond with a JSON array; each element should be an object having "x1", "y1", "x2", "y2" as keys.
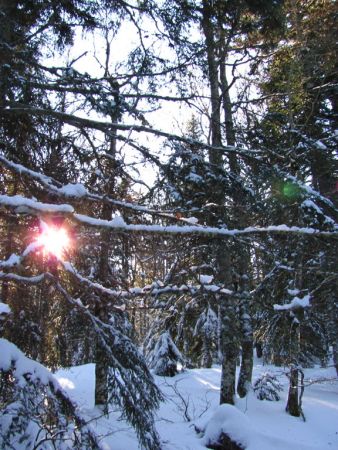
[{"x1": 56, "y1": 360, "x2": 338, "y2": 450}]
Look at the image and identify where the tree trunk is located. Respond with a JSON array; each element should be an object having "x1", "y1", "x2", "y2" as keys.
[
  {"x1": 220, "y1": 32, "x2": 254, "y2": 399},
  {"x1": 94, "y1": 222, "x2": 111, "y2": 412},
  {"x1": 237, "y1": 288, "x2": 253, "y2": 398},
  {"x1": 94, "y1": 79, "x2": 120, "y2": 410},
  {"x1": 201, "y1": 0, "x2": 222, "y2": 160},
  {"x1": 286, "y1": 366, "x2": 301, "y2": 417},
  {"x1": 201, "y1": 1, "x2": 240, "y2": 405},
  {"x1": 95, "y1": 336, "x2": 109, "y2": 412},
  {"x1": 255, "y1": 341, "x2": 263, "y2": 358},
  {"x1": 219, "y1": 317, "x2": 237, "y2": 405},
  {"x1": 201, "y1": 330, "x2": 213, "y2": 368},
  {"x1": 333, "y1": 340, "x2": 338, "y2": 376},
  {"x1": 237, "y1": 340, "x2": 254, "y2": 398},
  {"x1": 286, "y1": 314, "x2": 302, "y2": 417}
]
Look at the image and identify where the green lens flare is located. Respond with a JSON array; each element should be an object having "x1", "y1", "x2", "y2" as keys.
[{"x1": 282, "y1": 182, "x2": 300, "y2": 198}]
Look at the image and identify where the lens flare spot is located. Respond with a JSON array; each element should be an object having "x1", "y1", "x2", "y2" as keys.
[
  {"x1": 37, "y1": 224, "x2": 70, "y2": 259},
  {"x1": 282, "y1": 182, "x2": 300, "y2": 199}
]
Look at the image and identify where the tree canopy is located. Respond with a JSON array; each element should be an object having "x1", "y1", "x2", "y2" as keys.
[{"x1": 0, "y1": 0, "x2": 337, "y2": 447}]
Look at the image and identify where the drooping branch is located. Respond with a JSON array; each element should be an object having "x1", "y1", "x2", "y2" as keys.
[{"x1": 0, "y1": 156, "x2": 192, "y2": 222}]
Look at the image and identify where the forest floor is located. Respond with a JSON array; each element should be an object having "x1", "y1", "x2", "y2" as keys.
[{"x1": 56, "y1": 358, "x2": 338, "y2": 450}]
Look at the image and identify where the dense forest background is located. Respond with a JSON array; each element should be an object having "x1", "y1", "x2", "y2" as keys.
[{"x1": 0, "y1": 1, "x2": 337, "y2": 449}]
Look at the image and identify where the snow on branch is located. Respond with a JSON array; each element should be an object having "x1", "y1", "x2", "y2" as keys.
[
  {"x1": 62, "y1": 261, "x2": 234, "y2": 301},
  {"x1": 0, "y1": 338, "x2": 101, "y2": 449},
  {"x1": 0, "y1": 269, "x2": 162, "y2": 449},
  {"x1": 0, "y1": 155, "x2": 185, "y2": 221},
  {"x1": 0, "y1": 154, "x2": 63, "y2": 187},
  {"x1": 1, "y1": 193, "x2": 337, "y2": 241},
  {"x1": 74, "y1": 213, "x2": 338, "y2": 238},
  {"x1": 0, "y1": 338, "x2": 63, "y2": 388},
  {"x1": 0, "y1": 194, "x2": 74, "y2": 213},
  {"x1": 0, "y1": 242, "x2": 42, "y2": 269},
  {"x1": 0, "y1": 250, "x2": 234, "y2": 302},
  {"x1": 273, "y1": 166, "x2": 338, "y2": 213},
  {"x1": 274, "y1": 294, "x2": 311, "y2": 311},
  {"x1": 0, "y1": 271, "x2": 46, "y2": 284}
]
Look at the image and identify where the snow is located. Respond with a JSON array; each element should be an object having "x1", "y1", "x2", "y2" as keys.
[
  {"x1": 0, "y1": 243, "x2": 42, "y2": 269},
  {"x1": 185, "y1": 216, "x2": 199, "y2": 224},
  {"x1": 274, "y1": 294, "x2": 311, "y2": 311},
  {"x1": 186, "y1": 172, "x2": 203, "y2": 183},
  {"x1": 58, "y1": 182, "x2": 87, "y2": 197},
  {"x1": 199, "y1": 274, "x2": 213, "y2": 284},
  {"x1": 0, "y1": 338, "x2": 59, "y2": 388},
  {"x1": 302, "y1": 200, "x2": 336, "y2": 226},
  {"x1": 55, "y1": 360, "x2": 338, "y2": 450},
  {"x1": 0, "y1": 302, "x2": 11, "y2": 316},
  {"x1": 315, "y1": 140, "x2": 327, "y2": 150},
  {"x1": 0, "y1": 194, "x2": 74, "y2": 213},
  {"x1": 0, "y1": 253, "x2": 20, "y2": 268},
  {"x1": 201, "y1": 404, "x2": 253, "y2": 448},
  {"x1": 74, "y1": 213, "x2": 337, "y2": 238},
  {"x1": 302, "y1": 199, "x2": 323, "y2": 215},
  {"x1": 111, "y1": 214, "x2": 126, "y2": 227},
  {"x1": 287, "y1": 288, "x2": 300, "y2": 296},
  {"x1": 0, "y1": 192, "x2": 334, "y2": 240},
  {"x1": 147, "y1": 331, "x2": 183, "y2": 376},
  {"x1": 204, "y1": 284, "x2": 221, "y2": 292}
]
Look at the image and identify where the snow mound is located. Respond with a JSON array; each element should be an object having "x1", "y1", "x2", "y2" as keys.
[{"x1": 200, "y1": 404, "x2": 253, "y2": 449}]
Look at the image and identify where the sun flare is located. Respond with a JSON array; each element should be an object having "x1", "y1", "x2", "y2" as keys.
[{"x1": 37, "y1": 224, "x2": 70, "y2": 259}]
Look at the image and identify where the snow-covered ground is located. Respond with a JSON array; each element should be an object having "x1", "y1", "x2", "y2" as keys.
[{"x1": 56, "y1": 360, "x2": 338, "y2": 450}]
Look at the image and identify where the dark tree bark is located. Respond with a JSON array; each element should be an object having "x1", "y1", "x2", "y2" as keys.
[
  {"x1": 220, "y1": 335, "x2": 237, "y2": 405},
  {"x1": 332, "y1": 340, "x2": 338, "y2": 376},
  {"x1": 207, "y1": 432, "x2": 245, "y2": 450},
  {"x1": 202, "y1": 330, "x2": 213, "y2": 368},
  {"x1": 94, "y1": 78, "x2": 120, "y2": 410},
  {"x1": 237, "y1": 340, "x2": 254, "y2": 398},
  {"x1": 201, "y1": 0, "x2": 222, "y2": 158},
  {"x1": 286, "y1": 366, "x2": 301, "y2": 417},
  {"x1": 255, "y1": 342, "x2": 263, "y2": 358},
  {"x1": 286, "y1": 312, "x2": 302, "y2": 417},
  {"x1": 201, "y1": 0, "x2": 239, "y2": 405}
]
